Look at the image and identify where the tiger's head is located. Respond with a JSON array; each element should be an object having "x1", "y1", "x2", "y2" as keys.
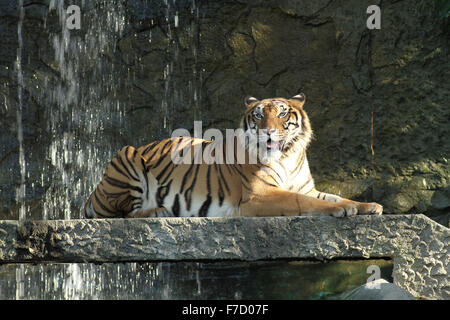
[{"x1": 240, "y1": 94, "x2": 313, "y2": 164}]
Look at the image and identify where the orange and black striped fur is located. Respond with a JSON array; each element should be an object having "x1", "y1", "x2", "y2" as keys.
[{"x1": 83, "y1": 94, "x2": 383, "y2": 219}]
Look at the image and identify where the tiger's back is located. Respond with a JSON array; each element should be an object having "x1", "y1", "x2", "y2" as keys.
[{"x1": 84, "y1": 137, "x2": 244, "y2": 218}]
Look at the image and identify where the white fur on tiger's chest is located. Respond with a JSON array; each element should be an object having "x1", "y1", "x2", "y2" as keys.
[{"x1": 279, "y1": 155, "x2": 314, "y2": 193}]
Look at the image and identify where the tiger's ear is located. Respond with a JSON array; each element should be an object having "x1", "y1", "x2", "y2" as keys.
[
  {"x1": 289, "y1": 93, "x2": 306, "y2": 109},
  {"x1": 245, "y1": 96, "x2": 259, "y2": 108}
]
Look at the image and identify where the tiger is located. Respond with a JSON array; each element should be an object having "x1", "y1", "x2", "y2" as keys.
[{"x1": 83, "y1": 93, "x2": 383, "y2": 219}]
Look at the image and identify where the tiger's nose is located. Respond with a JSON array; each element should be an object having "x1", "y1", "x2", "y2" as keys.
[{"x1": 265, "y1": 128, "x2": 277, "y2": 135}]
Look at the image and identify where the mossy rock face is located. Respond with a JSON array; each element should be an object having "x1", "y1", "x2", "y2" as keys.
[{"x1": 0, "y1": 0, "x2": 449, "y2": 221}]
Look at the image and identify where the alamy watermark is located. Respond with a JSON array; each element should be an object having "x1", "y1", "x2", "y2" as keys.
[
  {"x1": 366, "y1": 264, "x2": 382, "y2": 289},
  {"x1": 63, "y1": 4, "x2": 380, "y2": 31},
  {"x1": 170, "y1": 121, "x2": 282, "y2": 165},
  {"x1": 66, "y1": 5, "x2": 81, "y2": 30},
  {"x1": 367, "y1": 5, "x2": 381, "y2": 29}
]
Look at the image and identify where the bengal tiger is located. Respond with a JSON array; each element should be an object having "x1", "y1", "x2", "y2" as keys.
[{"x1": 83, "y1": 93, "x2": 383, "y2": 219}]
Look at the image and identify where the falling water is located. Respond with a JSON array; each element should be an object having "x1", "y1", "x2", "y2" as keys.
[
  {"x1": 15, "y1": 0, "x2": 26, "y2": 221},
  {"x1": 40, "y1": 1, "x2": 127, "y2": 220},
  {"x1": 8, "y1": 0, "x2": 206, "y2": 220},
  {"x1": 12, "y1": 0, "x2": 27, "y2": 276},
  {"x1": 190, "y1": 0, "x2": 202, "y2": 122},
  {"x1": 161, "y1": 0, "x2": 175, "y2": 136},
  {"x1": 161, "y1": 0, "x2": 203, "y2": 138},
  {"x1": 15, "y1": 264, "x2": 24, "y2": 300}
]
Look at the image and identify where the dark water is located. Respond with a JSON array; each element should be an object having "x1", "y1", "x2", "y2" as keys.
[{"x1": 0, "y1": 259, "x2": 393, "y2": 300}]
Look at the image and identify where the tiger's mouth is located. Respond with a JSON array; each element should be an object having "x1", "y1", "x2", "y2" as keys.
[{"x1": 265, "y1": 138, "x2": 285, "y2": 151}]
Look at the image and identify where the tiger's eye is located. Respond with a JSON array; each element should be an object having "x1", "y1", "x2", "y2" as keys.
[
  {"x1": 253, "y1": 112, "x2": 263, "y2": 120},
  {"x1": 278, "y1": 111, "x2": 288, "y2": 118}
]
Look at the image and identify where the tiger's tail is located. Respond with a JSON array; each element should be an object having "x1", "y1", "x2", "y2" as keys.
[{"x1": 83, "y1": 197, "x2": 97, "y2": 219}]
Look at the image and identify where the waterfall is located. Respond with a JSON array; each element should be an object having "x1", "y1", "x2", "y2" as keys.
[
  {"x1": 15, "y1": 0, "x2": 26, "y2": 220},
  {"x1": 8, "y1": 0, "x2": 203, "y2": 220},
  {"x1": 190, "y1": 0, "x2": 202, "y2": 122},
  {"x1": 41, "y1": 0, "x2": 127, "y2": 220},
  {"x1": 14, "y1": 1, "x2": 27, "y2": 300}
]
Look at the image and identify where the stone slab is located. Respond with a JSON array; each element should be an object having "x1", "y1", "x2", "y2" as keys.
[{"x1": 0, "y1": 214, "x2": 449, "y2": 299}]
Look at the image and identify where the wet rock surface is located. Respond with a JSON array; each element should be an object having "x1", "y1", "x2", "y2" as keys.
[
  {"x1": 0, "y1": 0, "x2": 449, "y2": 221},
  {"x1": 0, "y1": 214, "x2": 449, "y2": 299}
]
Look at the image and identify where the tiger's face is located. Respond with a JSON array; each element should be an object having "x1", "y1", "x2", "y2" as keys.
[{"x1": 241, "y1": 94, "x2": 312, "y2": 163}]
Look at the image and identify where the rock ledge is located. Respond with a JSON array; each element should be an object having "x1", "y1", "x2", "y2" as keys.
[{"x1": 0, "y1": 214, "x2": 448, "y2": 299}]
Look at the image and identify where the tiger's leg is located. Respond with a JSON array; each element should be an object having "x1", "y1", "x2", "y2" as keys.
[
  {"x1": 305, "y1": 189, "x2": 383, "y2": 215},
  {"x1": 83, "y1": 145, "x2": 151, "y2": 219},
  {"x1": 126, "y1": 207, "x2": 173, "y2": 218},
  {"x1": 240, "y1": 189, "x2": 358, "y2": 217}
]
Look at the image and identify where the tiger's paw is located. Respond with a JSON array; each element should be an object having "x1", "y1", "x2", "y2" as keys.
[
  {"x1": 356, "y1": 202, "x2": 383, "y2": 215},
  {"x1": 152, "y1": 207, "x2": 172, "y2": 217},
  {"x1": 126, "y1": 207, "x2": 173, "y2": 218},
  {"x1": 330, "y1": 202, "x2": 358, "y2": 218}
]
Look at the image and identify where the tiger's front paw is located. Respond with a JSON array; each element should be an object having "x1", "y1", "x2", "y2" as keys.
[
  {"x1": 330, "y1": 202, "x2": 358, "y2": 218},
  {"x1": 357, "y1": 202, "x2": 383, "y2": 215},
  {"x1": 153, "y1": 207, "x2": 172, "y2": 217}
]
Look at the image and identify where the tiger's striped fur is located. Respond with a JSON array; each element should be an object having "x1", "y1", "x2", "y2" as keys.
[{"x1": 83, "y1": 94, "x2": 383, "y2": 219}]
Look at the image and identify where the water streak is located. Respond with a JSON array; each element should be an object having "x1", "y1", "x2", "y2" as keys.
[{"x1": 15, "y1": 0, "x2": 26, "y2": 220}]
